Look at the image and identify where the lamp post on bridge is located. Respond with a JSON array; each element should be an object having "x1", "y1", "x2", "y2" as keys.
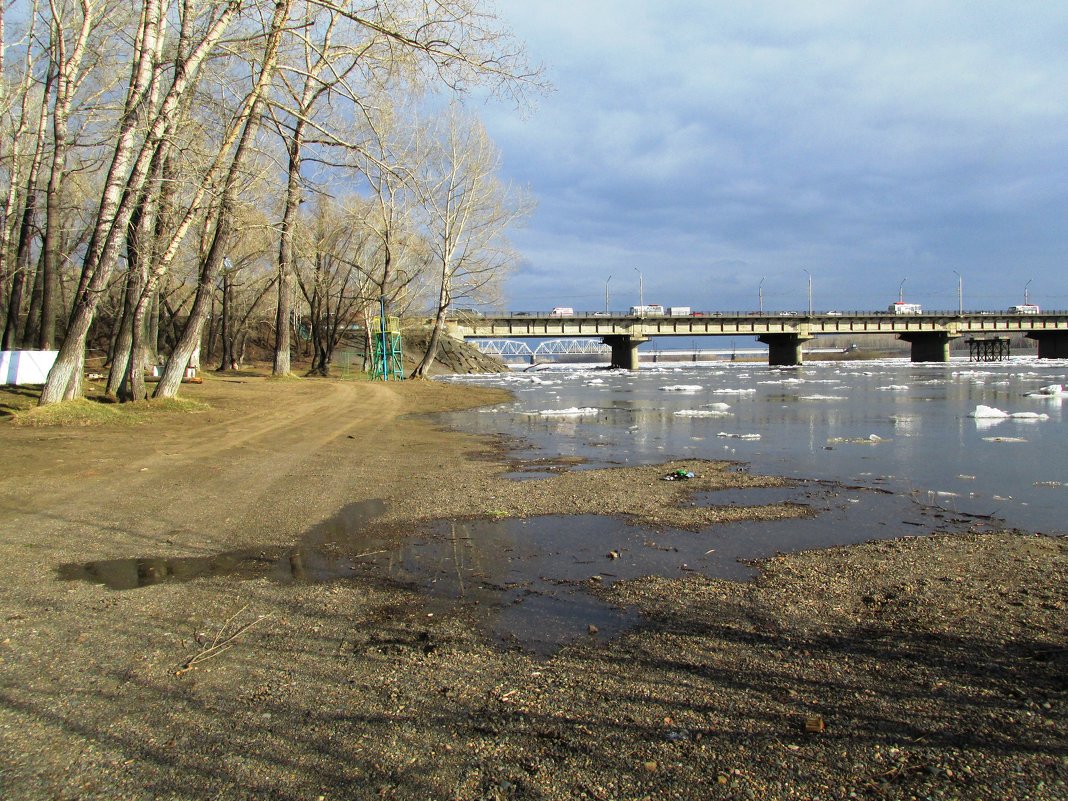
[
  {"x1": 1024, "y1": 278, "x2": 1032, "y2": 306},
  {"x1": 803, "y1": 268, "x2": 812, "y2": 315},
  {"x1": 605, "y1": 274, "x2": 612, "y2": 314},
  {"x1": 634, "y1": 267, "x2": 644, "y2": 318},
  {"x1": 953, "y1": 270, "x2": 963, "y2": 314},
  {"x1": 899, "y1": 277, "x2": 906, "y2": 303},
  {"x1": 758, "y1": 276, "x2": 765, "y2": 314}
]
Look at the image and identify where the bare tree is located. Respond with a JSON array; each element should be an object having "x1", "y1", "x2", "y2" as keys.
[
  {"x1": 153, "y1": 0, "x2": 293, "y2": 399},
  {"x1": 1, "y1": 0, "x2": 50, "y2": 348},
  {"x1": 40, "y1": 0, "x2": 252, "y2": 404},
  {"x1": 411, "y1": 105, "x2": 531, "y2": 377}
]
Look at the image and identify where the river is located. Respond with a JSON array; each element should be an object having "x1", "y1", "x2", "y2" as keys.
[{"x1": 436, "y1": 355, "x2": 1068, "y2": 536}]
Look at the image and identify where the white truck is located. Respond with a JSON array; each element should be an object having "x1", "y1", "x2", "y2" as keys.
[
  {"x1": 629, "y1": 304, "x2": 665, "y2": 316},
  {"x1": 1009, "y1": 304, "x2": 1040, "y2": 314},
  {"x1": 888, "y1": 302, "x2": 922, "y2": 314},
  {"x1": 667, "y1": 306, "x2": 691, "y2": 316}
]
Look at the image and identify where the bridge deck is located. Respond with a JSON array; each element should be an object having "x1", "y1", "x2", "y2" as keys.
[{"x1": 450, "y1": 311, "x2": 1068, "y2": 339}]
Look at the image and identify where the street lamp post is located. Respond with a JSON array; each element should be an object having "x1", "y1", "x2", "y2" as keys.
[
  {"x1": 953, "y1": 270, "x2": 963, "y2": 314},
  {"x1": 803, "y1": 268, "x2": 812, "y2": 315},
  {"x1": 1024, "y1": 278, "x2": 1032, "y2": 306},
  {"x1": 605, "y1": 274, "x2": 612, "y2": 314},
  {"x1": 634, "y1": 267, "x2": 644, "y2": 318},
  {"x1": 758, "y1": 276, "x2": 765, "y2": 314},
  {"x1": 899, "y1": 277, "x2": 907, "y2": 303}
]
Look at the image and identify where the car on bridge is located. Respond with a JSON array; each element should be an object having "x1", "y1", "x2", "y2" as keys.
[{"x1": 550, "y1": 307, "x2": 575, "y2": 317}]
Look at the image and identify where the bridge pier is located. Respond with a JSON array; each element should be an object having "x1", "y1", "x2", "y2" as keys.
[
  {"x1": 898, "y1": 332, "x2": 959, "y2": 362},
  {"x1": 602, "y1": 335, "x2": 648, "y2": 370},
  {"x1": 1027, "y1": 331, "x2": 1068, "y2": 358},
  {"x1": 757, "y1": 334, "x2": 813, "y2": 366}
]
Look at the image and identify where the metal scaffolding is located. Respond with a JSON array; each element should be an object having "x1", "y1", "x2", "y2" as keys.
[
  {"x1": 369, "y1": 298, "x2": 403, "y2": 380},
  {"x1": 968, "y1": 337, "x2": 1010, "y2": 362}
]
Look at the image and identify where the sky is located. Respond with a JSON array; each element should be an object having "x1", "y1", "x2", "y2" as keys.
[{"x1": 474, "y1": 1, "x2": 1068, "y2": 315}]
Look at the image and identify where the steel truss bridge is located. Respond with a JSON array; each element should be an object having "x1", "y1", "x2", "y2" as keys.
[{"x1": 471, "y1": 338, "x2": 611, "y2": 360}]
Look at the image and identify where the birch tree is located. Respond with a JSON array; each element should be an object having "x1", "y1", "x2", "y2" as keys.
[
  {"x1": 39, "y1": 0, "x2": 250, "y2": 404},
  {"x1": 411, "y1": 105, "x2": 531, "y2": 377}
]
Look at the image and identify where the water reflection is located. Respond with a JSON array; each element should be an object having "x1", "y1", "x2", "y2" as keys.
[{"x1": 57, "y1": 483, "x2": 996, "y2": 655}]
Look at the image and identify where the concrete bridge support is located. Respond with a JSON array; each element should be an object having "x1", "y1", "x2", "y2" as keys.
[
  {"x1": 757, "y1": 334, "x2": 813, "y2": 367},
  {"x1": 899, "y1": 332, "x2": 959, "y2": 362},
  {"x1": 602, "y1": 335, "x2": 648, "y2": 370},
  {"x1": 1027, "y1": 331, "x2": 1068, "y2": 359}
]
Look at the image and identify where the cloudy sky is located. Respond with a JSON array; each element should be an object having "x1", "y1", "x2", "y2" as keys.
[{"x1": 476, "y1": 1, "x2": 1068, "y2": 315}]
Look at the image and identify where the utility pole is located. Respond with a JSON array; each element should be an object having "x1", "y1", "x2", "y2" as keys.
[{"x1": 634, "y1": 267, "x2": 644, "y2": 318}]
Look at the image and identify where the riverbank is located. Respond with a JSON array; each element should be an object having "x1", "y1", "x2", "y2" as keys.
[{"x1": 0, "y1": 374, "x2": 1064, "y2": 800}]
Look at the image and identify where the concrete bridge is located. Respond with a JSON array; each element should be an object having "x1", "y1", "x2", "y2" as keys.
[{"x1": 447, "y1": 310, "x2": 1068, "y2": 369}]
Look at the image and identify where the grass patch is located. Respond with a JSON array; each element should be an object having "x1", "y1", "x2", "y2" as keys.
[{"x1": 9, "y1": 395, "x2": 208, "y2": 427}]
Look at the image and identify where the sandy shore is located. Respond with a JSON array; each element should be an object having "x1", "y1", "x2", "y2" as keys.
[{"x1": 0, "y1": 374, "x2": 1064, "y2": 800}]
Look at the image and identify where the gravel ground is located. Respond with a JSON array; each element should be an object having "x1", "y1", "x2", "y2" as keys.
[{"x1": 0, "y1": 375, "x2": 1064, "y2": 800}]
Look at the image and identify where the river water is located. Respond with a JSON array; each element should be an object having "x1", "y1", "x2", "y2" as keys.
[{"x1": 436, "y1": 356, "x2": 1068, "y2": 536}]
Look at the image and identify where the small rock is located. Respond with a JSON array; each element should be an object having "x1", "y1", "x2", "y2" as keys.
[{"x1": 587, "y1": 624, "x2": 598, "y2": 635}]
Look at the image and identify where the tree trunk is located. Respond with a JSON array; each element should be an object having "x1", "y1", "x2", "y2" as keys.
[
  {"x1": 217, "y1": 269, "x2": 233, "y2": 370},
  {"x1": 273, "y1": 120, "x2": 305, "y2": 377},
  {"x1": 105, "y1": 265, "x2": 139, "y2": 396},
  {"x1": 22, "y1": 249, "x2": 43, "y2": 346}
]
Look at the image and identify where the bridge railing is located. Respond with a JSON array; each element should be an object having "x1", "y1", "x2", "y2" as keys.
[{"x1": 454, "y1": 309, "x2": 1068, "y2": 319}]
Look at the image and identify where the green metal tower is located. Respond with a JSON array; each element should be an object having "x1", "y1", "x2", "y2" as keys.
[{"x1": 369, "y1": 297, "x2": 403, "y2": 380}]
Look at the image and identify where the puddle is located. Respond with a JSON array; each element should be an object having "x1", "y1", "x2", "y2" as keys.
[{"x1": 57, "y1": 487, "x2": 999, "y2": 656}]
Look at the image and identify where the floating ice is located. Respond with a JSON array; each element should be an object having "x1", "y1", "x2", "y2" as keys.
[
  {"x1": 661, "y1": 384, "x2": 703, "y2": 392},
  {"x1": 710, "y1": 388, "x2": 756, "y2": 395},
  {"x1": 1026, "y1": 384, "x2": 1066, "y2": 396},
  {"x1": 827, "y1": 434, "x2": 885, "y2": 445},
  {"x1": 969, "y1": 405, "x2": 1010, "y2": 419},
  {"x1": 878, "y1": 385, "x2": 909, "y2": 391},
  {"x1": 799, "y1": 395, "x2": 848, "y2": 401},
  {"x1": 969, "y1": 405, "x2": 1049, "y2": 420},
  {"x1": 717, "y1": 432, "x2": 761, "y2": 439},
  {"x1": 703, "y1": 402, "x2": 731, "y2": 411},
  {"x1": 982, "y1": 436, "x2": 1028, "y2": 443},
  {"x1": 674, "y1": 410, "x2": 731, "y2": 418},
  {"x1": 532, "y1": 407, "x2": 598, "y2": 417}
]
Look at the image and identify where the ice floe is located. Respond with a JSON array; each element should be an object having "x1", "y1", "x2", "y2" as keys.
[
  {"x1": 1026, "y1": 383, "x2": 1067, "y2": 396},
  {"x1": 710, "y1": 388, "x2": 756, "y2": 394},
  {"x1": 661, "y1": 384, "x2": 703, "y2": 392},
  {"x1": 531, "y1": 407, "x2": 598, "y2": 417},
  {"x1": 717, "y1": 432, "x2": 761, "y2": 439},
  {"x1": 827, "y1": 434, "x2": 885, "y2": 445},
  {"x1": 799, "y1": 394, "x2": 848, "y2": 401},
  {"x1": 968, "y1": 405, "x2": 1049, "y2": 420},
  {"x1": 674, "y1": 409, "x2": 732, "y2": 418}
]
